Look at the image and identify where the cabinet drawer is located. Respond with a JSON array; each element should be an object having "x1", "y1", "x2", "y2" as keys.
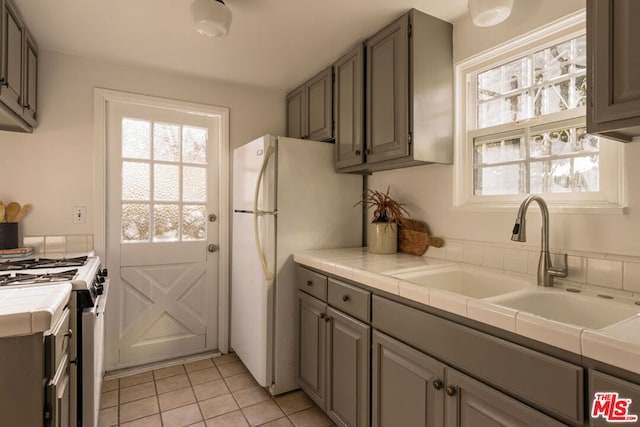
[
  {"x1": 45, "y1": 308, "x2": 71, "y2": 379},
  {"x1": 328, "y1": 279, "x2": 370, "y2": 322},
  {"x1": 373, "y1": 296, "x2": 584, "y2": 426},
  {"x1": 297, "y1": 265, "x2": 328, "y2": 301}
]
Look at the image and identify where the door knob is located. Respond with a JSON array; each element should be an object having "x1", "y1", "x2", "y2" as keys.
[
  {"x1": 208, "y1": 244, "x2": 219, "y2": 253},
  {"x1": 209, "y1": 214, "x2": 217, "y2": 222}
]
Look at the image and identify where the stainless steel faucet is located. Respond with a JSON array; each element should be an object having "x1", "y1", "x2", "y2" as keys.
[{"x1": 511, "y1": 195, "x2": 567, "y2": 287}]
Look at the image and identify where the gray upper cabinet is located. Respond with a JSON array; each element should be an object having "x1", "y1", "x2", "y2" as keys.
[
  {"x1": 0, "y1": 0, "x2": 37, "y2": 132},
  {"x1": 0, "y1": 0, "x2": 23, "y2": 118},
  {"x1": 286, "y1": 67, "x2": 333, "y2": 141},
  {"x1": 358, "y1": 9, "x2": 452, "y2": 173},
  {"x1": 22, "y1": 28, "x2": 37, "y2": 127},
  {"x1": 587, "y1": 0, "x2": 640, "y2": 141},
  {"x1": 334, "y1": 44, "x2": 364, "y2": 169}
]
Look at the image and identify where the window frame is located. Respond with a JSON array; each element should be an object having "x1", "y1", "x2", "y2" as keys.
[{"x1": 453, "y1": 10, "x2": 626, "y2": 213}]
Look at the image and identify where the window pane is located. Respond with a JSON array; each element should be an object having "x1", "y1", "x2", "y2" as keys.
[
  {"x1": 153, "y1": 204, "x2": 179, "y2": 242},
  {"x1": 530, "y1": 156, "x2": 599, "y2": 193},
  {"x1": 183, "y1": 166, "x2": 206, "y2": 202},
  {"x1": 122, "y1": 119, "x2": 151, "y2": 159},
  {"x1": 474, "y1": 164, "x2": 525, "y2": 195},
  {"x1": 574, "y1": 155, "x2": 600, "y2": 192},
  {"x1": 478, "y1": 57, "x2": 530, "y2": 101},
  {"x1": 183, "y1": 126, "x2": 207, "y2": 164},
  {"x1": 154, "y1": 164, "x2": 180, "y2": 202},
  {"x1": 183, "y1": 205, "x2": 206, "y2": 240},
  {"x1": 478, "y1": 92, "x2": 532, "y2": 128},
  {"x1": 474, "y1": 137, "x2": 524, "y2": 164},
  {"x1": 122, "y1": 204, "x2": 150, "y2": 242},
  {"x1": 122, "y1": 162, "x2": 150, "y2": 201},
  {"x1": 154, "y1": 122, "x2": 180, "y2": 162}
]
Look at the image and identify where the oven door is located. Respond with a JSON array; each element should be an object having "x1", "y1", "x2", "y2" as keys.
[
  {"x1": 82, "y1": 282, "x2": 108, "y2": 427},
  {"x1": 47, "y1": 354, "x2": 71, "y2": 427}
]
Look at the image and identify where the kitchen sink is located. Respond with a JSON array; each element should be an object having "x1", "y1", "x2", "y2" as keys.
[
  {"x1": 393, "y1": 265, "x2": 533, "y2": 299},
  {"x1": 486, "y1": 289, "x2": 640, "y2": 329}
]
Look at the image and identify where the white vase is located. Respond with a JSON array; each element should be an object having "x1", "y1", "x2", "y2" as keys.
[{"x1": 367, "y1": 222, "x2": 397, "y2": 254}]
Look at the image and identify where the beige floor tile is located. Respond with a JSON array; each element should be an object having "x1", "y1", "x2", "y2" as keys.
[
  {"x1": 185, "y1": 358, "x2": 215, "y2": 372},
  {"x1": 98, "y1": 406, "x2": 118, "y2": 427},
  {"x1": 213, "y1": 353, "x2": 240, "y2": 366},
  {"x1": 288, "y1": 407, "x2": 334, "y2": 427},
  {"x1": 241, "y1": 400, "x2": 284, "y2": 426},
  {"x1": 188, "y1": 367, "x2": 222, "y2": 385},
  {"x1": 274, "y1": 390, "x2": 314, "y2": 415},
  {"x1": 205, "y1": 410, "x2": 249, "y2": 427},
  {"x1": 120, "y1": 381, "x2": 157, "y2": 404},
  {"x1": 156, "y1": 373, "x2": 191, "y2": 394},
  {"x1": 120, "y1": 371, "x2": 154, "y2": 388},
  {"x1": 217, "y1": 362, "x2": 248, "y2": 378},
  {"x1": 232, "y1": 386, "x2": 270, "y2": 408},
  {"x1": 102, "y1": 378, "x2": 119, "y2": 393},
  {"x1": 120, "y1": 413, "x2": 163, "y2": 427},
  {"x1": 162, "y1": 403, "x2": 204, "y2": 427},
  {"x1": 154, "y1": 364, "x2": 187, "y2": 380},
  {"x1": 158, "y1": 386, "x2": 197, "y2": 412},
  {"x1": 199, "y1": 394, "x2": 239, "y2": 419},
  {"x1": 187, "y1": 423, "x2": 207, "y2": 427},
  {"x1": 258, "y1": 418, "x2": 294, "y2": 427},
  {"x1": 120, "y1": 396, "x2": 159, "y2": 424},
  {"x1": 193, "y1": 379, "x2": 230, "y2": 401},
  {"x1": 224, "y1": 373, "x2": 258, "y2": 393},
  {"x1": 100, "y1": 389, "x2": 118, "y2": 409}
]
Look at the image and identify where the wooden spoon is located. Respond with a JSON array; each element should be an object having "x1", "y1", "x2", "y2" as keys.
[
  {"x1": 5, "y1": 202, "x2": 20, "y2": 223},
  {"x1": 0, "y1": 201, "x2": 4, "y2": 223},
  {"x1": 13, "y1": 204, "x2": 31, "y2": 222}
]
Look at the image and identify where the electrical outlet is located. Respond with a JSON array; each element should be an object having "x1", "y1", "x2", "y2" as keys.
[{"x1": 72, "y1": 206, "x2": 86, "y2": 224}]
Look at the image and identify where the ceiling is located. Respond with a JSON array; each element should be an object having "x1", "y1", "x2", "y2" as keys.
[{"x1": 17, "y1": 0, "x2": 469, "y2": 91}]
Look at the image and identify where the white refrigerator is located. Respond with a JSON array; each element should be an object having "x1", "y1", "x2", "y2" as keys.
[{"x1": 231, "y1": 135, "x2": 362, "y2": 395}]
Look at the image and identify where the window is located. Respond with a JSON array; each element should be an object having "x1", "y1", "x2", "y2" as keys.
[{"x1": 454, "y1": 12, "x2": 625, "y2": 212}]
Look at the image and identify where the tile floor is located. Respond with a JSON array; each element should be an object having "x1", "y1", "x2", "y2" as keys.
[{"x1": 98, "y1": 353, "x2": 335, "y2": 427}]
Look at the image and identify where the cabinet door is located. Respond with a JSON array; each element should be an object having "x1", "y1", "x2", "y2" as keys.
[
  {"x1": 306, "y1": 66, "x2": 333, "y2": 141},
  {"x1": 0, "y1": 0, "x2": 23, "y2": 115},
  {"x1": 286, "y1": 84, "x2": 305, "y2": 139},
  {"x1": 372, "y1": 330, "x2": 445, "y2": 427},
  {"x1": 334, "y1": 44, "x2": 364, "y2": 169},
  {"x1": 22, "y1": 28, "x2": 37, "y2": 126},
  {"x1": 326, "y1": 307, "x2": 369, "y2": 427},
  {"x1": 366, "y1": 13, "x2": 409, "y2": 164},
  {"x1": 587, "y1": 0, "x2": 640, "y2": 140},
  {"x1": 298, "y1": 291, "x2": 327, "y2": 409},
  {"x1": 589, "y1": 370, "x2": 640, "y2": 426},
  {"x1": 445, "y1": 368, "x2": 566, "y2": 427}
]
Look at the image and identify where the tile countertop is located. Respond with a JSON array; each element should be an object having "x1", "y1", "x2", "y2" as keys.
[
  {"x1": 293, "y1": 247, "x2": 640, "y2": 375},
  {"x1": 0, "y1": 284, "x2": 72, "y2": 338}
]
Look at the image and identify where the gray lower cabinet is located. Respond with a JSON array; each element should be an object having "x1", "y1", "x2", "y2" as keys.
[
  {"x1": 286, "y1": 67, "x2": 333, "y2": 141},
  {"x1": 297, "y1": 267, "x2": 370, "y2": 427},
  {"x1": 587, "y1": 0, "x2": 640, "y2": 141},
  {"x1": 333, "y1": 44, "x2": 364, "y2": 169},
  {"x1": 588, "y1": 370, "x2": 640, "y2": 426},
  {"x1": 372, "y1": 330, "x2": 445, "y2": 427}
]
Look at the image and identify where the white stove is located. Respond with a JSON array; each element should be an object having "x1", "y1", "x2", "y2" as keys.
[{"x1": 0, "y1": 253, "x2": 108, "y2": 427}]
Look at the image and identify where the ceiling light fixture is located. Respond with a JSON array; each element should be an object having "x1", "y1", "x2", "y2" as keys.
[
  {"x1": 468, "y1": 0, "x2": 513, "y2": 27},
  {"x1": 191, "y1": 0, "x2": 232, "y2": 37}
]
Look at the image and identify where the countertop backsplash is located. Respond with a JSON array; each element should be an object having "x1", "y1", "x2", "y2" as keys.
[{"x1": 22, "y1": 234, "x2": 94, "y2": 255}]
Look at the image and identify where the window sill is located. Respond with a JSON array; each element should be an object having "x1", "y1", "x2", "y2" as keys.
[{"x1": 450, "y1": 201, "x2": 627, "y2": 215}]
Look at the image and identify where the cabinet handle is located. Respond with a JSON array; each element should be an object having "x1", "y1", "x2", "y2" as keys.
[
  {"x1": 365, "y1": 149, "x2": 371, "y2": 154},
  {"x1": 324, "y1": 316, "x2": 331, "y2": 323},
  {"x1": 433, "y1": 380, "x2": 443, "y2": 390},
  {"x1": 0, "y1": 78, "x2": 6, "y2": 87},
  {"x1": 342, "y1": 294, "x2": 350, "y2": 302},
  {"x1": 445, "y1": 385, "x2": 457, "y2": 396},
  {"x1": 355, "y1": 150, "x2": 361, "y2": 155},
  {"x1": 24, "y1": 104, "x2": 30, "y2": 110},
  {"x1": 306, "y1": 280, "x2": 313, "y2": 286},
  {"x1": 319, "y1": 313, "x2": 325, "y2": 319}
]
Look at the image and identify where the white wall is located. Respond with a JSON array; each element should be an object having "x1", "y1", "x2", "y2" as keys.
[
  {"x1": 370, "y1": 1, "x2": 640, "y2": 258},
  {"x1": 0, "y1": 50, "x2": 285, "y2": 238}
]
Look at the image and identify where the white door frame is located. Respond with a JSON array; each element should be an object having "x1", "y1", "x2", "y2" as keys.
[{"x1": 93, "y1": 88, "x2": 231, "y2": 366}]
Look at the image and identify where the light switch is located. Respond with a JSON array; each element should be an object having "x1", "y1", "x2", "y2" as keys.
[{"x1": 72, "y1": 206, "x2": 86, "y2": 224}]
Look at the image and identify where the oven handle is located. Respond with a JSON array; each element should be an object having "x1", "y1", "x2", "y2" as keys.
[{"x1": 92, "y1": 279, "x2": 109, "y2": 316}]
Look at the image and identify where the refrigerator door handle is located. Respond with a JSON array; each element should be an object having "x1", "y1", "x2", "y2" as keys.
[{"x1": 253, "y1": 145, "x2": 275, "y2": 281}]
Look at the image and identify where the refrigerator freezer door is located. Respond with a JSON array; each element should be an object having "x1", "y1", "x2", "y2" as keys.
[
  {"x1": 232, "y1": 135, "x2": 276, "y2": 213},
  {"x1": 231, "y1": 211, "x2": 276, "y2": 388}
]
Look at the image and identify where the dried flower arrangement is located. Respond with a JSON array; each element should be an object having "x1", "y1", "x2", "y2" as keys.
[{"x1": 355, "y1": 187, "x2": 409, "y2": 224}]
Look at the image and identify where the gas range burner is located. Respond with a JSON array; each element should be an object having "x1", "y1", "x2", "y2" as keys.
[
  {"x1": 0, "y1": 256, "x2": 88, "y2": 272},
  {"x1": 0, "y1": 269, "x2": 78, "y2": 286}
]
